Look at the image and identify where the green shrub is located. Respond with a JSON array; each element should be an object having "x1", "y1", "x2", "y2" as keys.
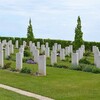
[
  {"x1": 20, "y1": 67, "x2": 32, "y2": 74},
  {"x1": 56, "y1": 65, "x2": 68, "y2": 69},
  {"x1": 23, "y1": 58, "x2": 28, "y2": 63},
  {"x1": 82, "y1": 65, "x2": 93, "y2": 72},
  {"x1": 3, "y1": 62, "x2": 12, "y2": 69},
  {"x1": 84, "y1": 51, "x2": 92, "y2": 56},
  {"x1": 79, "y1": 58, "x2": 91, "y2": 65},
  {"x1": 25, "y1": 46, "x2": 29, "y2": 50},
  {"x1": 6, "y1": 56, "x2": 11, "y2": 60},
  {"x1": 49, "y1": 63, "x2": 68, "y2": 69},
  {"x1": 70, "y1": 65, "x2": 82, "y2": 71},
  {"x1": 69, "y1": 64, "x2": 100, "y2": 74},
  {"x1": 40, "y1": 51, "x2": 45, "y2": 55},
  {"x1": 24, "y1": 50, "x2": 31, "y2": 57},
  {"x1": 92, "y1": 67, "x2": 100, "y2": 73},
  {"x1": 10, "y1": 67, "x2": 17, "y2": 72}
]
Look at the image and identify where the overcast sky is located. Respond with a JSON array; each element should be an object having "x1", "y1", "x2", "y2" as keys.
[{"x1": 0, "y1": 0, "x2": 100, "y2": 41}]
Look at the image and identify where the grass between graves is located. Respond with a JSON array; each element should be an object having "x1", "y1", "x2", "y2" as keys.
[{"x1": 0, "y1": 88, "x2": 37, "y2": 100}]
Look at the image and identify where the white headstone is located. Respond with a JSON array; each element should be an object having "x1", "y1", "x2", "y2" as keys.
[
  {"x1": 0, "y1": 43, "x2": 3, "y2": 51},
  {"x1": 54, "y1": 43, "x2": 57, "y2": 51},
  {"x1": 38, "y1": 55, "x2": 46, "y2": 76},
  {"x1": 5, "y1": 44, "x2": 10, "y2": 58},
  {"x1": 46, "y1": 42, "x2": 49, "y2": 48},
  {"x1": 52, "y1": 46, "x2": 56, "y2": 53},
  {"x1": 30, "y1": 44, "x2": 35, "y2": 52},
  {"x1": 65, "y1": 47, "x2": 70, "y2": 56},
  {"x1": 15, "y1": 40, "x2": 18, "y2": 49},
  {"x1": 29, "y1": 41, "x2": 32, "y2": 47},
  {"x1": 10, "y1": 44, "x2": 14, "y2": 54},
  {"x1": 19, "y1": 46, "x2": 24, "y2": 58},
  {"x1": 51, "y1": 51, "x2": 57, "y2": 65},
  {"x1": 57, "y1": 44, "x2": 61, "y2": 51},
  {"x1": 60, "y1": 49, "x2": 65, "y2": 60},
  {"x1": 72, "y1": 53, "x2": 79, "y2": 66},
  {"x1": 81, "y1": 45, "x2": 85, "y2": 53},
  {"x1": 45, "y1": 47, "x2": 50, "y2": 57},
  {"x1": 2, "y1": 40, "x2": 6, "y2": 46},
  {"x1": 69, "y1": 45, "x2": 73, "y2": 54},
  {"x1": 96, "y1": 55, "x2": 100, "y2": 68},
  {"x1": 23, "y1": 41, "x2": 26, "y2": 47},
  {"x1": 32, "y1": 46, "x2": 36, "y2": 56},
  {"x1": 34, "y1": 49, "x2": 39, "y2": 63},
  {"x1": 41, "y1": 45, "x2": 45, "y2": 54},
  {"x1": 76, "y1": 49, "x2": 82, "y2": 60},
  {"x1": 37, "y1": 42, "x2": 40, "y2": 49},
  {"x1": 0, "y1": 51, "x2": 4, "y2": 68},
  {"x1": 16, "y1": 52, "x2": 22, "y2": 70},
  {"x1": 94, "y1": 52, "x2": 100, "y2": 65}
]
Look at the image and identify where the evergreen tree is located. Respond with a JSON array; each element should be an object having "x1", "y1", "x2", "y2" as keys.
[
  {"x1": 27, "y1": 19, "x2": 34, "y2": 41},
  {"x1": 74, "y1": 16, "x2": 84, "y2": 50}
]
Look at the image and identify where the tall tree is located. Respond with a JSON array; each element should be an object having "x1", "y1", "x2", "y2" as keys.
[
  {"x1": 74, "y1": 16, "x2": 84, "y2": 50},
  {"x1": 27, "y1": 19, "x2": 34, "y2": 41}
]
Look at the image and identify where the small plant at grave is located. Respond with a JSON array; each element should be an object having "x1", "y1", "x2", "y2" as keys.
[
  {"x1": 40, "y1": 51, "x2": 45, "y2": 55},
  {"x1": 79, "y1": 58, "x2": 91, "y2": 65},
  {"x1": 26, "y1": 58, "x2": 36, "y2": 64},
  {"x1": 92, "y1": 67, "x2": 100, "y2": 74},
  {"x1": 84, "y1": 51, "x2": 92, "y2": 56},
  {"x1": 56, "y1": 64, "x2": 68, "y2": 69},
  {"x1": 69, "y1": 65, "x2": 82, "y2": 71},
  {"x1": 53, "y1": 63, "x2": 57, "y2": 67},
  {"x1": 20, "y1": 67, "x2": 32, "y2": 74},
  {"x1": 61, "y1": 59, "x2": 66, "y2": 62},
  {"x1": 47, "y1": 57, "x2": 50, "y2": 60},
  {"x1": 23, "y1": 58, "x2": 28, "y2": 63},
  {"x1": 24, "y1": 50, "x2": 31, "y2": 57},
  {"x1": 3, "y1": 62, "x2": 12, "y2": 69},
  {"x1": 6, "y1": 56, "x2": 11, "y2": 60},
  {"x1": 82, "y1": 65, "x2": 93, "y2": 72},
  {"x1": 65, "y1": 55, "x2": 70, "y2": 57},
  {"x1": 51, "y1": 63, "x2": 68, "y2": 69},
  {"x1": 25, "y1": 46, "x2": 29, "y2": 50},
  {"x1": 10, "y1": 66, "x2": 17, "y2": 72}
]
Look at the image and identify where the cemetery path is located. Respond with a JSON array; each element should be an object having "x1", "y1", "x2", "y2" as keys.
[{"x1": 0, "y1": 84, "x2": 54, "y2": 100}]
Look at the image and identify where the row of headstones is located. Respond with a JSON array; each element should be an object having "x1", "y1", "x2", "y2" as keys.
[
  {"x1": 16, "y1": 41, "x2": 75, "y2": 76},
  {"x1": 0, "y1": 41, "x2": 46, "y2": 76},
  {"x1": 72, "y1": 45, "x2": 100, "y2": 68},
  {"x1": 0, "y1": 40, "x2": 47, "y2": 76},
  {"x1": 0, "y1": 40, "x2": 14, "y2": 69},
  {"x1": 7, "y1": 40, "x2": 100, "y2": 69},
  {"x1": 16, "y1": 52, "x2": 46, "y2": 76},
  {"x1": 28, "y1": 41, "x2": 86, "y2": 67},
  {"x1": 0, "y1": 40, "x2": 85, "y2": 76},
  {"x1": 1, "y1": 39, "x2": 100, "y2": 75},
  {"x1": 29, "y1": 41, "x2": 73, "y2": 64}
]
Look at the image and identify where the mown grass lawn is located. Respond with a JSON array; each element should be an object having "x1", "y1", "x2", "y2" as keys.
[
  {"x1": 0, "y1": 66, "x2": 100, "y2": 100},
  {"x1": 0, "y1": 88, "x2": 37, "y2": 100}
]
